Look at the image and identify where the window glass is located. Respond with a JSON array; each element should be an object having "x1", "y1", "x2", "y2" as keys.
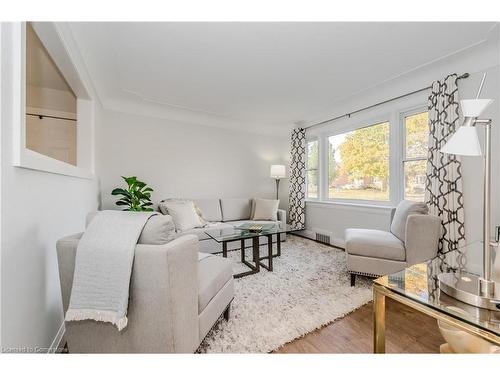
[
  {"x1": 306, "y1": 140, "x2": 319, "y2": 199},
  {"x1": 403, "y1": 112, "x2": 429, "y2": 202},
  {"x1": 328, "y1": 122, "x2": 390, "y2": 201}
]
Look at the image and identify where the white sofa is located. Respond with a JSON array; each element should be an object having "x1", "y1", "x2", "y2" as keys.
[{"x1": 166, "y1": 198, "x2": 287, "y2": 253}]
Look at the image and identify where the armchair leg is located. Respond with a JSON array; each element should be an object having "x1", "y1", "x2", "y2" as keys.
[
  {"x1": 223, "y1": 303, "x2": 231, "y2": 321},
  {"x1": 350, "y1": 273, "x2": 356, "y2": 287}
]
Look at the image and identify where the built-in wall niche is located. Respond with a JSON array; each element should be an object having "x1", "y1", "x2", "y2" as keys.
[
  {"x1": 11, "y1": 22, "x2": 94, "y2": 178},
  {"x1": 26, "y1": 23, "x2": 77, "y2": 166}
]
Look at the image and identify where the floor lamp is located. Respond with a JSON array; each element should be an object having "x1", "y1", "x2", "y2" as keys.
[
  {"x1": 270, "y1": 165, "x2": 286, "y2": 200},
  {"x1": 438, "y1": 73, "x2": 499, "y2": 310}
]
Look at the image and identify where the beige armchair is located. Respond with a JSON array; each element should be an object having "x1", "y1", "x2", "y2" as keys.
[{"x1": 345, "y1": 200, "x2": 441, "y2": 286}]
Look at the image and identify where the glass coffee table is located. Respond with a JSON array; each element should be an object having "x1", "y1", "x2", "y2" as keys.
[
  {"x1": 373, "y1": 241, "x2": 500, "y2": 353},
  {"x1": 205, "y1": 223, "x2": 297, "y2": 278}
]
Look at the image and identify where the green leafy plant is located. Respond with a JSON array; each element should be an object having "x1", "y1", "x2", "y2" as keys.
[{"x1": 111, "y1": 176, "x2": 154, "y2": 211}]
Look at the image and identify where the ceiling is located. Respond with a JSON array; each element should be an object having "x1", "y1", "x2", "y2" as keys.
[{"x1": 68, "y1": 22, "x2": 496, "y2": 134}]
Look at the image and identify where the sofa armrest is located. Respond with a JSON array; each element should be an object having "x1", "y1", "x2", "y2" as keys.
[
  {"x1": 405, "y1": 214, "x2": 442, "y2": 266},
  {"x1": 277, "y1": 209, "x2": 286, "y2": 227},
  {"x1": 133, "y1": 234, "x2": 199, "y2": 352}
]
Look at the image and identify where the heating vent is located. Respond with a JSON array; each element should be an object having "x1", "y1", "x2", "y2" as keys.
[{"x1": 316, "y1": 233, "x2": 331, "y2": 245}]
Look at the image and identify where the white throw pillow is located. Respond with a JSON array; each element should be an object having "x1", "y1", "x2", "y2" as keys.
[
  {"x1": 159, "y1": 198, "x2": 208, "y2": 225},
  {"x1": 252, "y1": 198, "x2": 279, "y2": 221},
  {"x1": 160, "y1": 200, "x2": 204, "y2": 232}
]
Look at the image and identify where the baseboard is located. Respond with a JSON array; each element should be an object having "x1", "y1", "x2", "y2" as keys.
[
  {"x1": 48, "y1": 322, "x2": 65, "y2": 354},
  {"x1": 293, "y1": 229, "x2": 345, "y2": 250}
]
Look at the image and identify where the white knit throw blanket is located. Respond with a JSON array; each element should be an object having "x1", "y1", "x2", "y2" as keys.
[{"x1": 65, "y1": 210, "x2": 156, "y2": 331}]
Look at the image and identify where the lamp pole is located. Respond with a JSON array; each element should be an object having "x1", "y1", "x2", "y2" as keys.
[
  {"x1": 275, "y1": 178, "x2": 280, "y2": 200},
  {"x1": 476, "y1": 119, "x2": 494, "y2": 297}
]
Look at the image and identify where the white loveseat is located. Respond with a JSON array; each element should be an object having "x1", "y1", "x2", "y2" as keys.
[{"x1": 166, "y1": 198, "x2": 287, "y2": 253}]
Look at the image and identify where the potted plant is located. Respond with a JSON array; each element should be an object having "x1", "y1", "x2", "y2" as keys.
[{"x1": 111, "y1": 176, "x2": 154, "y2": 211}]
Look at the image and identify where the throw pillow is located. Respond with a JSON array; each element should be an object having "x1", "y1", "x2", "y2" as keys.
[
  {"x1": 138, "y1": 214, "x2": 177, "y2": 245},
  {"x1": 160, "y1": 200, "x2": 204, "y2": 232},
  {"x1": 252, "y1": 198, "x2": 279, "y2": 221},
  {"x1": 390, "y1": 200, "x2": 429, "y2": 242},
  {"x1": 85, "y1": 211, "x2": 176, "y2": 245},
  {"x1": 159, "y1": 198, "x2": 208, "y2": 225}
]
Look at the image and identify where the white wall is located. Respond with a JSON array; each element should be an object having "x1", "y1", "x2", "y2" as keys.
[
  {"x1": 97, "y1": 110, "x2": 290, "y2": 211},
  {"x1": 0, "y1": 23, "x2": 99, "y2": 352},
  {"x1": 303, "y1": 27, "x2": 500, "y2": 269}
]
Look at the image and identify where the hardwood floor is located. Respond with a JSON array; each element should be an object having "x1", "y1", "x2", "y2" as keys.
[{"x1": 274, "y1": 298, "x2": 444, "y2": 353}]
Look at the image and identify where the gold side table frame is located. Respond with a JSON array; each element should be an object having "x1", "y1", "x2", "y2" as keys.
[{"x1": 373, "y1": 283, "x2": 500, "y2": 353}]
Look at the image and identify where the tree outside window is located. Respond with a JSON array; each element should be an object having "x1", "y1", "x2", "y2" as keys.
[
  {"x1": 306, "y1": 140, "x2": 319, "y2": 199},
  {"x1": 328, "y1": 122, "x2": 390, "y2": 201}
]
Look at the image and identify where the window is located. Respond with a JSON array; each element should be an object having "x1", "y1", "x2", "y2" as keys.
[
  {"x1": 327, "y1": 122, "x2": 390, "y2": 201},
  {"x1": 306, "y1": 139, "x2": 319, "y2": 199},
  {"x1": 402, "y1": 111, "x2": 429, "y2": 202}
]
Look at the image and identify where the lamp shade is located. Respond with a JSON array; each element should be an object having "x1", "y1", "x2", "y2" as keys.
[
  {"x1": 440, "y1": 126, "x2": 482, "y2": 156},
  {"x1": 460, "y1": 99, "x2": 493, "y2": 117},
  {"x1": 270, "y1": 164, "x2": 286, "y2": 179}
]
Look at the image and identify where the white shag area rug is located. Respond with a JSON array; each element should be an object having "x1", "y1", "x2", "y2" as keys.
[{"x1": 197, "y1": 235, "x2": 372, "y2": 353}]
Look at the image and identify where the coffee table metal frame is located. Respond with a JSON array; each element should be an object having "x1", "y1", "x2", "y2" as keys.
[{"x1": 206, "y1": 228, "x2": 285, "y2": 278}]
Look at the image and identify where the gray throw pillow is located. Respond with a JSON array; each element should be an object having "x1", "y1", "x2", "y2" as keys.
[{"x1": 390, "y1": 200, "x2": 429, "y2": 242}]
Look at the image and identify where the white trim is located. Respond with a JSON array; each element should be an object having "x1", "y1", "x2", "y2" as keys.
[
  {"x1": 305, "y1": 199, "x2": 394, "y2": 212},
  {"x1": 47, "y1": 322, "x2": 65, "y2": 354},
  {"x1": 11, "y1": 22, "x2": 95, "y2": 179}
]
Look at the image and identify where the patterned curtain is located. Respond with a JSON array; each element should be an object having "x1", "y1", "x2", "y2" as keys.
[
  {"x1": 425, "y1": 73, "x2": 466, "y2": 270},
  {"x1": 289, "y1": 128, "x2": 306, "y2": 230}
]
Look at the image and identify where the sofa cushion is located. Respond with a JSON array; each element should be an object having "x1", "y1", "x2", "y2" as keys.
[
  {"x1": 220, "y1": 198, "x2": 252, "y2": 222},
  {"x1": 390, "y1": 200, "x2": 429, "y2": 242},
  {"x1": 198, "y1": 255, "x2": 233, "y2": 313},
  {"x1": 193, "y1": 199, "x2": 223, "y2": 222},
  {"x1": 86, "y1": 211, "x2": 176, "y2": 245},
  {"x1": 179, "y1": 222, "x2": 233, "y2": 241},
  {"x1": 345, "y1": 228, "x2": 406, "y2": 261},
  {"x1": 252, "y1": 198, "x2": 279, "y2": 221}
]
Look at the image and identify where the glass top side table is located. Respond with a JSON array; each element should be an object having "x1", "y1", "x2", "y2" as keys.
[{"x1": 373, "y1": 241, "x2": 500, "y2": 353}]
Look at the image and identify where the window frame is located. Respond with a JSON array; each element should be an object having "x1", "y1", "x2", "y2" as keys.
[
  {"x1": 399, "y1": 106, "x2": 428, "y2": 202},
  {"x1": 322, "y1": 116, "x2": 392, "y2": 206},
  {"x1": 305, "y1": 137, "x2": 320, "y2": 201},
  {"x1": 10, "y1": 22, "x2": 95, "y2": 179},
  {"x1": 304, "y1": 99, "x2": 429, "y2": 208}
]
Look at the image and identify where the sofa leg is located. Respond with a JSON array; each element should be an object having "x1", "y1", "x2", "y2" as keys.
[
  {"x1": 223, "y1": 304, "x2": 231, "y2": 321},
  {"x1": 350, "y1": 273, "x2": 356, "y2": 287}
]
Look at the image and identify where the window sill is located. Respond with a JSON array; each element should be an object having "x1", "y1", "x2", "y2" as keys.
[
  {"x1": 14, "y1": 149, "x2": 94, "y2": 180},
  {"x1": 305, "y1": 199, "x2": 394, "y2": 211}
]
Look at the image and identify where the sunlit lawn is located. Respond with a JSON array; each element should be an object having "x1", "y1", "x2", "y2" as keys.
[
  {"x1": 328, "y1": 188, "x2": 389, "y2": 201},
  {"x1": 308, "y1": 187, "x2": 424, "y2": 202}
]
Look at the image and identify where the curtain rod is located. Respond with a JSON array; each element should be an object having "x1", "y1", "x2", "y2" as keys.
[{"x1": 304, "y1": 72, "x2": 470, "y2": 130}]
